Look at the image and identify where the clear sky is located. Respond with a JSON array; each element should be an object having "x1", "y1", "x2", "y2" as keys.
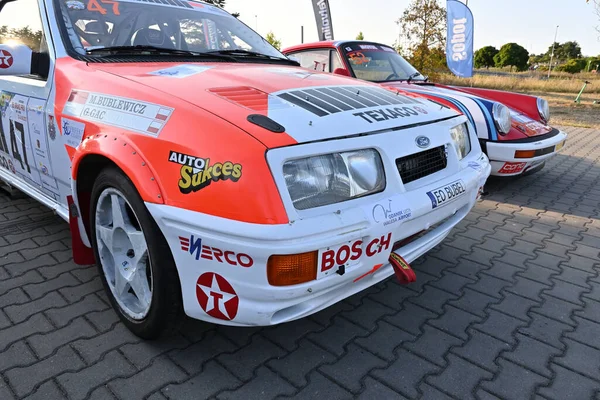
[
  {"x1": 226, "y1": 0, "x2": 600, "y2": 56},
  {"x1": 4, "y1": 0, "x2": 599, "y2": 56}
]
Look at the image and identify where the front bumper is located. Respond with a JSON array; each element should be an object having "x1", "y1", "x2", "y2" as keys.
[
  {"x1": 486, "y1": 129, "x2": 567, "y2": 176},
  {"x1": 147, "y1": 153, "x2": 491, "y2": 327}
]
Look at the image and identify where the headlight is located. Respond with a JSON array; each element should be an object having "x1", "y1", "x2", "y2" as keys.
[
  {"x1": 537, "y1": 97, "x2": 550, "y2": 122},
  {"x1": 450, "y1": 123, "x2": 471, "y2": 160},
  {"x1": 283, "y1": 149, "x2": 385, "y2": 210},
  {"x1": 492, "y1": 103, "x2": 512, "y2": 135}
]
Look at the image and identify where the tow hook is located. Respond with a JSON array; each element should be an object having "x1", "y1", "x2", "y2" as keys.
[{"x1": 389, "y1": 252, "x2": 416, "y2": 284}]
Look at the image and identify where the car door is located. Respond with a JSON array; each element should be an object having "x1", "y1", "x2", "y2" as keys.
[{"x1": 0, "y1": 0, "x2": 63, "y2": 208}]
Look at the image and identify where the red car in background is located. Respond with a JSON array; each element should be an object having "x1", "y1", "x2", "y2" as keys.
[{"x1": 282, "y1": 41, "x2": 567, "y2": 177}]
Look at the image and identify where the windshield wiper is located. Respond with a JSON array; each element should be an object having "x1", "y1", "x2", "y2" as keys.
[
  {"x1": 205, "y1": 49, "x2": 298, "y2": 64},
  {"x1": 86, "y1": 45, "x2": 238, "y2": 61},
  {"x1": 406, "y1": 72, "x2": 423, "y2": 83}
]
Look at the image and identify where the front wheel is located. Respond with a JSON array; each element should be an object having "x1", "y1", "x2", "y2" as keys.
[{"x1": 90, "y1": 166, "x2": 183, "y2": 339}]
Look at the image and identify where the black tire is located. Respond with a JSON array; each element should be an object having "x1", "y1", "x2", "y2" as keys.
[{"x1": 90, "y1": 166, "x2": 183, "y2": 339}]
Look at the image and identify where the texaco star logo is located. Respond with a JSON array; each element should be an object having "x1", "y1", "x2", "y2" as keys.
[
  {"x1": 0, "y1": 50, "x2": 13, "y2": 69},
  {"x1": 196, "y1": 273, "x2": 239, "y2": 321}
]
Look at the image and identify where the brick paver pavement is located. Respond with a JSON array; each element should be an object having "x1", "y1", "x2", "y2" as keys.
[{"x1": 0, "y1": 126, "x2": 598, "y2": 399}]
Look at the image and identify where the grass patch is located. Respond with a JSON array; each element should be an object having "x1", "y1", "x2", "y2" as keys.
[{"x1": 437, "y1": 72, "x2": 600, "y2": 94}]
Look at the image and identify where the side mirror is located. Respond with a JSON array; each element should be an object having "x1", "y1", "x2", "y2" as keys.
[
  {"x1": 333, "y1": 68, "x2": 350, "y2": 77},
  {"x1": 0, "y1": 44, "x2": 33, "y2": 76}
]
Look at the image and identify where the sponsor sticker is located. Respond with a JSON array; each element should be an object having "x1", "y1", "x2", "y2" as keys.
[
  {"x1": 359, "y1": 44, "x2": 378, "y2": 50},
  {"x1": 179, "y1": 235, "x2": 253, "y2": 267},
  {"x1": 61, "y1": 118, "x2": 86, "y2": 148},
  {"x1": 169, "y1": 151, "x2": 242, "y2": 193},
  {"x1": 426, "y1": 179, "x2": 466, "y2": 209},
  {"x1": 498, "y1": 162, "x2": 527, "y2": 175},
  {"x1": 353, "y1": 106, "x2": 428, "y2": 124},
  {"x1": 63, "y1": 90, "x2": 174, "y2": 137},
  {"x1": 318, "y1": 233, "x2": 392, "y2": 279},
  {"x1": 371, "y1": 199, "x2": 412, "y2": 227},
  {"x1": 468, "y1": 161, "x2": 483, "y2": 172},
  {"x1": 149, "y1": 65, "x2": 212, "y2": 78},
  {"x1": 48, "y1": 115, "x2": 56, "y2": 141},
  {"x1": 66, "y1": 0, "x2": 85, "y2": 9},
  {"x1": 0, "y1": 50, "x2": 13, "y2": 69},
  {"x1": 196, "y1": 272, "x2": 239, "y2": 321}
]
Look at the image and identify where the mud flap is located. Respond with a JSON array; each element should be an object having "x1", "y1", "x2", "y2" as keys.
[
  {"x1": 389, "y1": 252, "x2": 416, "y2": 284},
  {"x1": 67, "y1": 195, "x2": 95, "y2": 265}
]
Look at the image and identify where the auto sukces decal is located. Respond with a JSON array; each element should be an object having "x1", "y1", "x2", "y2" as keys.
[
  {"x1": 168, "y1": 151, "x2": 242, "y2": 193},
  {"x1": 62, "y1": 90, "x2": 174, "y2": 137}
]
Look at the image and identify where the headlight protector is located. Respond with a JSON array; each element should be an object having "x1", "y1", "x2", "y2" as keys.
[
  {"x1": 537, "y1": 97, "x2": 550, "y2": 122},
  {"x1": 283, "y1": 149, "x2": 385, "y2": 210},
  {"x1": 492, "y1": 103, "x2": 512, "y2": 135},
  {"x1": 450, "y1": 123, "x2": 471, "y2": 160}
]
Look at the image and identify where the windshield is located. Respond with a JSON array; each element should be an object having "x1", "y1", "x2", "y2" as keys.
[
  {"x1": 54, "y1": 0, "x2": 284, "y2": 58},
  {"x1": 341, "y1": 43, "x2": 426, "y2": 82}
]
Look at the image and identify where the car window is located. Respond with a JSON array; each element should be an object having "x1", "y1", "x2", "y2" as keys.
[
  {"x1": 0, "y1": 0, "x2": 47, "y2": 53},
  {"x1": 291, "y1": 49, "x2": 330, "y2": 72},
  {"x1": 55, "y1": 0, "x2": 283, "y2": 58},
  {"x1": 342, "y1": 42, "x2": 426, "y2": 82},
  {"x1": 331, "y1": 50, "x2": 344, "y2": 72}
]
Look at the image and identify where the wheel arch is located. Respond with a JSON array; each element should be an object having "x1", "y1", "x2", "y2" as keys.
[{"x1": 71, "y1": 134, "x2": 165, "y2": 247}]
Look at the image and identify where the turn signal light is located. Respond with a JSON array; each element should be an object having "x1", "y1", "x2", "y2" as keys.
[
  {"x1": 267, "y1": 251, "x2": 318, "y2": 286},
  {"x1": 514, "y1": 150, "x2": 536, "y2": 159}
]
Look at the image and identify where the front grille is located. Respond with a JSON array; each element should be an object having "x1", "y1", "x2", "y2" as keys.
[{"x1": 396, "y1": 146, "x2": 447, "y2": 184}]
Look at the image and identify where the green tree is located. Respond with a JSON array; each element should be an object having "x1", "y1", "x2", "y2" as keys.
[
  {"x1": 356, "y1": 32, "x2": 365, "y2": 40},
  {"x1": 397, "y1": 0, "x2": 446, "y2": 72},
  {"x1": 555, "y1": 59, "x2": 586, "y2": 73},
  {"x1": 494, "y1": 43, "x2": 529, "y2": 72},
  {"x1": 474, "y1": 46, "x2": 499, "y2": 69},
  {"x1": 265, "y1": 31, "x2": 281, "y2": 50},
  {"x1": 0, "y1": 25, "x2": 43, "y2": 51},
  {"x1": 558, "y1": 41, "x2": 582, "y2": 60},
  {"x1": 203, "y1": 0, "x2": 239, "y2": 17}
]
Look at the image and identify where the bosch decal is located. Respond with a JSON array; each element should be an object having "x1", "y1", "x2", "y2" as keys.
[
  {"x1": 498, "y1": 162, "x2": 527, "y2": 174},
  {"x1": 169, "y1": 151, "x2": 242, "y2": 193},
  {"x1": 353, "y1": 106, "x2": 426, "y2": 124},
  {"x1": 426, "y1": 180, "x2": 466, "y2": 209},
  {"x1": 320, "y1": 233, "x2": 392, "y2": 274},
  {"x1": 179, "y1": 235, "x2": 253, "y2": 267},
  {"x1": 196, "y1": 273, "x2": 239, "y2": 321}
]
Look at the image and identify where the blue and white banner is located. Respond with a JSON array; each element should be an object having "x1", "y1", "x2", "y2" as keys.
[{"x1": 446, "y1": 0, "x2": 474, "y2": 77}]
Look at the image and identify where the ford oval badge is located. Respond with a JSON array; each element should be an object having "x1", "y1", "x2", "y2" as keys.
[{"x1": 416, "y1": 136, "x2": 430, "y2": 148}]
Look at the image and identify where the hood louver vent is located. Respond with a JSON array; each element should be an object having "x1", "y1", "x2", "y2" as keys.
[{"x1": 209, "y1": 86, "x2": 269, "y2": 113}]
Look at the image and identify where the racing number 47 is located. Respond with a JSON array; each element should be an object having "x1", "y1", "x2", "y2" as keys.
[{"x1": 0, "y1": 113, "x2": 30, "y2": 173}]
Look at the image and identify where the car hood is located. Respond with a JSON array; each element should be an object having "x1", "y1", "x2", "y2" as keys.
[
  {"x1": 383, "y1": 82, "x2": 553, "y2": 141},
  {"x1": 91, "y1": 62, "x2": 460, "y2": 147}
]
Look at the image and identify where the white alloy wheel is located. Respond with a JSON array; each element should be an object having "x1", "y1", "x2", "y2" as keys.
[{"x1": 95, "y1": 188, "x2": 153, "y2": 320}]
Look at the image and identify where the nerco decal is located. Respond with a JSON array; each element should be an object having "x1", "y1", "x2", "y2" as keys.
[
  {"x1": 196, "y1": 272, "x2": 239, "y2": 321},
  {"x1": 180, "y1": 235, "x2": 253, "y2": 267},
  {"x1": 169, "y1": 151, "x2": 242, "y2": 193},
  {"x1": 62, "y1": 90, "x2": 173, "y2": 137}
]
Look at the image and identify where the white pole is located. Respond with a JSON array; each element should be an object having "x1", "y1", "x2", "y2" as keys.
[{"x1": 548, "y1": 25, "x2": 559, "y2": 79}]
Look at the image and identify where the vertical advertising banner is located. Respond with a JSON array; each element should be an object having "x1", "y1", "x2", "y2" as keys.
[
  {"x1": 311, "y1": 0, "x2": 334, "y2": 41},
  {"x1": 446, "y1": 0, "x2": 474, "y2": 77}
]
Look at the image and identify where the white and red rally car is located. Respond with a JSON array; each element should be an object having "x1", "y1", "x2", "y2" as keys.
[
  {"x1": 283, "y1": 40, "x2": 568, "y2": 177},
  {"x1": 0, "y1": 0, "x2": 490, "y2": 338}
]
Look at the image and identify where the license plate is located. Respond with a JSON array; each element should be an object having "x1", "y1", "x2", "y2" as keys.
[
  {"x1": 426, "y1": 179, "x2": 466, "y2": 209},
  {"x1": 555, "y1": 141, "x2": 565, "y2": 151}
]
